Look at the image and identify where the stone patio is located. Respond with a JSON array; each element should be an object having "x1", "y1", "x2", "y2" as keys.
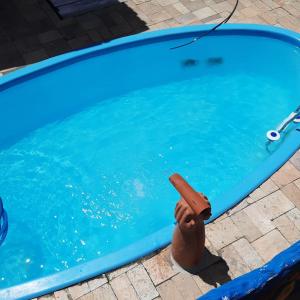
[{"x1": 1, "y1": 0, "x2": 300, "y2": 299}]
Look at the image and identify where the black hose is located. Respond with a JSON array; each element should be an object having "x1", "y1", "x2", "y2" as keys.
[{"x1": 170, "y1": 0, "x2": 239, "y2": 50}]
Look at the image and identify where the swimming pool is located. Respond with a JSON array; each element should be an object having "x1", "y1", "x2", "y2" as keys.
[{"x1": 0, "y1": 24, "x2": 300, "y2": 299}]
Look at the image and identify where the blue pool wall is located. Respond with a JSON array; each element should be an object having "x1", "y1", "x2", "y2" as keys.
[{"x1": 0, "y1": 24, "x2": 299, "y2": 299}]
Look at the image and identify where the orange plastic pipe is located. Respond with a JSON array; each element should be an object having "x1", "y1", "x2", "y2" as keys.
[{"x1": 169, "y1": 173, "x2": 211, "y2": 220}]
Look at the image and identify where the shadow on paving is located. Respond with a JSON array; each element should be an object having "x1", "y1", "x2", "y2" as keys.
[
  {"x1": 194, "y1": 248, "x2": 232, "y2": 287},
  {"x1": 0, "y1": 0, "x2": 148, "y2": 70}
]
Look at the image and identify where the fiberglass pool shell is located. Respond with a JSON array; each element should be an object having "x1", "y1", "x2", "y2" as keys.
[{"x1": 0, "y1": 24, "x2": 300, "y2": 299}]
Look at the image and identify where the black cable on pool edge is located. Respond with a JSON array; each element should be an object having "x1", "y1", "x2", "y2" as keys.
[{"x1": 170, "y1": 0, "x2": 239, "y2": 50}]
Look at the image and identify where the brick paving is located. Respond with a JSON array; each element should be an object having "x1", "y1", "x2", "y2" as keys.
[{"x1": 0, "y1": 0, "x2": 299, "y2": 299}]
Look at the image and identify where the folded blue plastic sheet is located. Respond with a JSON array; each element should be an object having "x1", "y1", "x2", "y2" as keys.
[{"x1": 198, "y1": 241, "x2": 300, "y2": 300}]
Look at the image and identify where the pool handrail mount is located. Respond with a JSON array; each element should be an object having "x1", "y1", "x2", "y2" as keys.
[{"x1": 266, "y1": 105, "x2": 300, "y2": 141}]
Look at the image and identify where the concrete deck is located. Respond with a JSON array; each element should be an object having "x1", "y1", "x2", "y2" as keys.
[{"x1": 0, "y1": 0, "x2": 299, "y2": 299}]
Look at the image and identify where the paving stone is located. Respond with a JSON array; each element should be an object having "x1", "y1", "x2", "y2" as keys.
[
  {"x1": 220, "y1": 244, "x2": 251, "y2": 278},
  {"x1": 163, "y1": 4, "x2": 182, "y2": 18},
  {"x1": 171, "y1": 272, "x2": 202, "y2": 300},
  {"x1": 244, "y1": 202, "x2": 275, "y2": 234},
  {"x1": 256, "y1": 190, "x2": 294, "y2": 220},
  {"x1": 283, "y1": 4, "x2": 300, "y2": 18},
  {"x1": 215, "y1": 212, "x2": 228, "y2": 221},
  {"x1": 59, "y1": 23, "x2": 86, "y2": 40},
  {"x1": 110, "y1": 273, "x2": 139, "y2": 300},
  {"x1": 68, "y1": 282, "x2": 90, "y2": 300},
  {"x1": 248, "y1": 187, "x2": 268, "y2": 203},
  {"x1": 92, "y1": 284, "x2": 117, "y2": 299},
  {"x1": 91, "y1": 24, "x2": 113, "y2": 41},
  {"x1": 164, "y1": 19, "x2": 181, "y2": 27},
  {"x1": 205, "y1": 237, "x2": 219, "y2": 256},
  {"x1": 138, "y1": 2, "x2": 162, "y2": 15},
  {"x1": 127, "y1": 265, "x2": 159, "y2": 300},
  {"x1": 23, "y1": 49, "x2": 48, "y2": 64},
  {"x1": 149, "y1": 22, "x2": 169, "y2": 30},
  {"x1": 87, "y1": 275, "x2": 108, "y2": 291},
  {"x1": 44, "y1": 39, "x2": 71, "y2": 57},
  {"x1": 248, "y1": 178, "x2": 280, "y2": 203},
  {"x1": 227, "y1": 199, "x2": 248, "y2": 215},
  {"x1": 251, "y1": 230, "x2": 289, "y2": 262},
  {"x1": 156, "y1": 280, "x2": 183, "y2": 300},
  {"x1": 193, "y1": 261, "x2": 231, "y2": 292},
  {"x1": 206, "y1": 218, "x2": 242, "y2": 250},
  {"x1": 281, "y1": 182, "x2": 300, "y2": 209},
  {"x1": 79, "y1": 17, "x2": 102, "y2": 30},
  {"x1": 159, "y1": 0, "x2": 179, "y2": 6},
  {"x1": 213, "y1": 1, "x2": 236, "y2": 13},
  {"x1": 273, "y1": 213, "x2": 300, "y2": 244},
  {"x1": 259, "y1": 10, "x2": 277, "y2": 24},
  {"x1": 150, "y1": 11, "x2": 172, "y2": 24},
  {"x1": 231, "y1": 210, "x2": 262, "y2": 242},
  {"x1": 173, "y1": 2, "x2": 190, "y2": 14},
  {"x1": 79, "y1": 293, "x2": 95, "y2": 300},
  {"x1": 271, "y1": 162, "x2": 300, "y2": 188},
  {"x1": 232, "y1": 238, "x2": 264, "y2": 270},
  {"x1": 108, "y1": 262, "x2": 138, "y2": 280},
  {"x1": 39, "y1": 295, "x2": 55, "y2": 300},
  {"x1": 192, "y1": 274, "x2": 215, "y2": 294},
  {"x1": 54, "y1": 289, "x2": 69, "y2": 300},
  {"x1": 38, "y1": 30, "x2": 62, "y2": 44},
  {"x1": 240, "y1": 6, "x2": 260, "y2": 17},
  {"x1": 68, "y1": 35, "x2": 93, "y2": 50},
  {"x1": 201, "y1": 13, "x2": 223, "y2": 23},
  {"x1": 194, "y1": 7, "x2": 217, "y2": 20},
  {"x1": 14, "y1": 36, "x2": 42, "y2": 54},
  {"x1": 143, "y1": 249, "x2": 178, "y2": 286},
  {"x1": 261, "y1": 0, "x2": 280, "y2": 9},
  {"x1": 175, "y1": 12, "x2": 199, "y2": 24},
  {"x1": 196, "y1": 246, "x2": 222, "y2": 271},
  {"x1": 286, "y1": 208, "x2": 300, "y2": 231},
  {"x1": 295, "y1": 179, "x2": 300, "y2": 190},
  {"x1": 260, "y1": 178, "x2": 279, "y2": 194},
  {"x1": 180, "y1": 0, "x2": 207, "y2": 11}
]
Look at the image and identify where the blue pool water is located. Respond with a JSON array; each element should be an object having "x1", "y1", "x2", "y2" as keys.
[{"x1": 0, "y1": 25, "x2": 300, "y2": 297}]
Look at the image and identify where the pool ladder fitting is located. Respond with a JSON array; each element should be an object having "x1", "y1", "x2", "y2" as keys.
[
  {"x1": 266, "y1": 105, "x2": 300, "y2": 141},
  {"x1": 0, "y1": 197, "x2": 8, "y2": 247}
]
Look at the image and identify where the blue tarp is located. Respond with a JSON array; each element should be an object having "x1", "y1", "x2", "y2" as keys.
[{"x1": 199, "y1": 241, "x2": 300, "y2": 300}]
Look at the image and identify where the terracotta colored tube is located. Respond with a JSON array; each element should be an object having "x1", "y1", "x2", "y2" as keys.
[{"x1": 169, "y1": 173, "x2": 211, "y2": 220}]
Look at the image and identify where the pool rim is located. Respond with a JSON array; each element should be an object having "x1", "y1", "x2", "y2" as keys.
[{"x1": 0, "y1": 23, "x2": 300, "y2": 300}]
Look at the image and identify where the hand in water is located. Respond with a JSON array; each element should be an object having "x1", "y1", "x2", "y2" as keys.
[{"x1": 175, "y1": 193, "x2": 208, "y2": 232}]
